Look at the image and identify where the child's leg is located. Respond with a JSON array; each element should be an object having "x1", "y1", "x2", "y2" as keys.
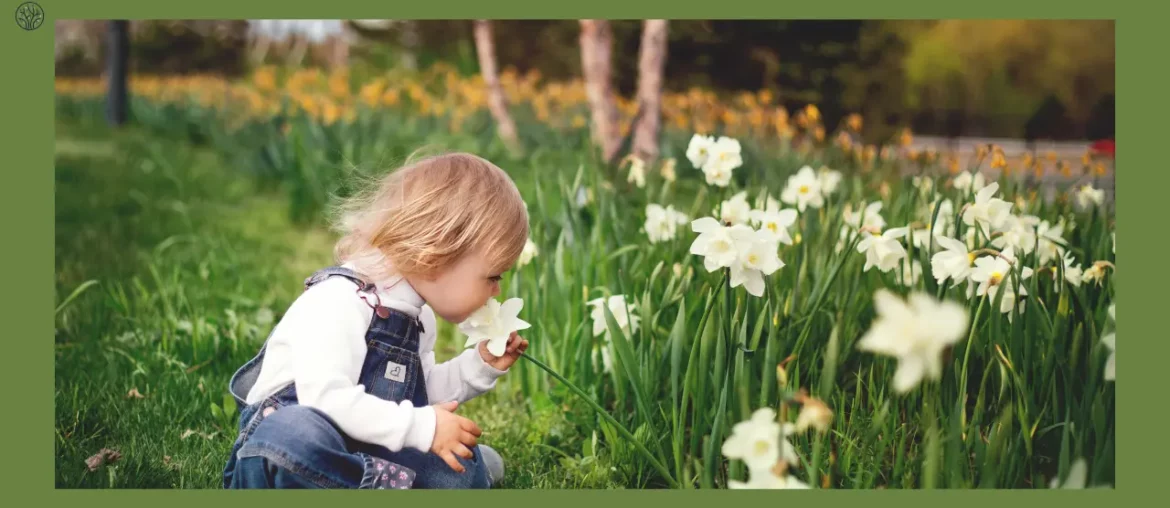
[
  {"x1": 229, "y1": 405, "x2": 413, "y2": 489},
  {"x1": 369, "y1": 444, "x2": 492, "y2": 489}
]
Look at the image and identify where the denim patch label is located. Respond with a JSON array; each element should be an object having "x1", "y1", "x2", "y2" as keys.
[{"x1": 384, "y1": 361, "x2": 407, "y2": 382}]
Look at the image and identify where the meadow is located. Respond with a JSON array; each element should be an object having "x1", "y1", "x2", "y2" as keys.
[{"x1": 54, "y1": 64, "x2": 1116, "y2": 489}]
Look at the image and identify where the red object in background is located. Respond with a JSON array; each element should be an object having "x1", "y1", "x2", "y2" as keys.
[{"x1": 1090, "y1": 139, "x2": 1115, "y2": 158}]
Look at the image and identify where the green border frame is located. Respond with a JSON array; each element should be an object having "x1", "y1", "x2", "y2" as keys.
[{"x1": 11, "y1": 0, "x2": 1154, "y2": 501}]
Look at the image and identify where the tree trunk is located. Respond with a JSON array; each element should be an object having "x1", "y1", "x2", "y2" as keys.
[
  {"x1": 633, "y1": 19, "x2": 668, "y2": 163},
  {"x1": 328, "y1": 33, "x2": 350, "y2": 69},
  {"x1": 579, "y1": 19, "x2": 621, "y2": 163},
  {"x1": 473, "y1": 20, "x2": 522, "y2": 155},
  {"x1": 106, "y1": 20, "x2": 129, "y2": 127}
]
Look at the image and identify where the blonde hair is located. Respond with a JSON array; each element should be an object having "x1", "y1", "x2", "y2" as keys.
[{"x1": 330, "y1": 151, "x2": 529, "y2": 286}]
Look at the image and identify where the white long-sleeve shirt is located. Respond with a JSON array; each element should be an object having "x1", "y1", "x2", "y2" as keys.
[{"x1": 244, "y1": 263, "x2": 507, "y2": 453}]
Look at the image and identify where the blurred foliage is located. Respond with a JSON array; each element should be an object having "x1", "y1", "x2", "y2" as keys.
[{"x1": 54, "y1": 20, "x2": 1114, "y2": 140}]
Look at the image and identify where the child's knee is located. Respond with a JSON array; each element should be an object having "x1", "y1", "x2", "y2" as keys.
[{"x1": 238, "y1": 405, "x2": 349, "y2": 480}]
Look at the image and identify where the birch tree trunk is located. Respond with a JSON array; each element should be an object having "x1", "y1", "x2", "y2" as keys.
[
  {"x1": 473, "y1": 20, "x2": 522, "y2": 155},
  {"x1": 579, "y1": 19, "x2": 621, "y2": 163},
  {"x1": 633, "y1": 19, "x2": 668, "y2": 163}
]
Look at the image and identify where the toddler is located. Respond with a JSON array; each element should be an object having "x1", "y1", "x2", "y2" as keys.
[{"x1": 221, "y1": 152, "x2": 530, "y2": 489}]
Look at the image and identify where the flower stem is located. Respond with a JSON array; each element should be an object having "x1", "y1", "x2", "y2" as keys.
[{"x1": 519, "y1": 351, "x2": 680, "y2": 488}]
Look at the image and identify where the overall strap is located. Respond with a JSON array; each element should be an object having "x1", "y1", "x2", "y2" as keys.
[
  {"x1": 304, "y1": 265, "x2": 393, "y2": 318},
  {"x1": 304, "y1": 266, "x2": 376, "y2": 292}
]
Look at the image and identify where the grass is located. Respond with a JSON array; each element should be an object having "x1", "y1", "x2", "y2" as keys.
[
  {"x1": 53, "y1": 121, "x2": 629, "y2": 489},
  {"x1": 55, "y1": 76, "x2": 1117, "y2": 490}
]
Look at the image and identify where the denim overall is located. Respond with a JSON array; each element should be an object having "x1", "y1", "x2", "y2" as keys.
[{"x1": 221, "y1": 266, "x2": 491, "y2": 489}]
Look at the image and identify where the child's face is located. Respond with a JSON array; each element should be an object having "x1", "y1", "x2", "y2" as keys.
[{"x1": 408, "y1": 250, "x2": 505, "y2": 325}]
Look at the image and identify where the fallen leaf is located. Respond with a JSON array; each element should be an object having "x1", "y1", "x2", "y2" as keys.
[
  {"x1": 180, "y1": 429, "x2": 197, "y2": 440},
  {"x1": 85, "y1": 448, "x2": 122, "y2": 472},
  {"x1": 127, "y1": 388, "x2": 145, "y2": 399}
]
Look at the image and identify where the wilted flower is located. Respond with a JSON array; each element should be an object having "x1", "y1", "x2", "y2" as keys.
[
  {"x1": 856, "y1": 290, "x2": 969, "y2": 393},
  {"x1": 794, "y1": 396, "x2": 833, "y2": 433},
  {"x1": 459, "y1": 298, "x2": 532, "y2": 356},
  {"x1": 644, "y1": 204, "x2": 689, "y2": 244},
  {"x1": 780, "y1": 166, "x2": 825, "y2": 211}
]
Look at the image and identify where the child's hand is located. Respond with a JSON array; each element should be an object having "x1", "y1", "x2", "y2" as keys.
[
  {"x1": 430, "y1": 401, "x2": 482, "y2": 473},
  {"x1": 478, "y1": 332, "x2": 529, "y2": 371}
]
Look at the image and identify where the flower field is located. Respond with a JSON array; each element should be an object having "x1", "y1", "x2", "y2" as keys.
[{"x1": 55, "y1": 64, "x2": 1115, "y2": 489}]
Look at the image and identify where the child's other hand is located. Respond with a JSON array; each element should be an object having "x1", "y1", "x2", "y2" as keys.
[
  {"x1": 478, "y1": 332, "x2": 529, "y2": 371},
  {"x1": 430, "y1": 401, "x2": 481, "y2": 473}
]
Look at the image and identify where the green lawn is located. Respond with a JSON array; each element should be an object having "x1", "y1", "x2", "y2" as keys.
[{"x1": 53, "y1": 121, "x2": 629, "y2": 489}]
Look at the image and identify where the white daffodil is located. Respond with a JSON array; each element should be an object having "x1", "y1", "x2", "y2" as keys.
[
  {"x1": 970, "y1": 248, "x2": 1033, "y2": 320},
  {"x1": 913, "y1": 175, "x2": 934, "y2": 195},
  {"x1": 844, "y1": 201, "x2": 886, "y2": 231},
  {"x1": 1046, "y1": 457, "x2": 1113, "y2": 489},
  {"x1": 965, "y1": 227, "x2": 978, "y2": 250},
  {"x1": 856, "y1": 226, "x2": 911, "y2": 273},
  {"x1": 749, "y1": 208, "x2": 798, "y2": 245},
  {"x1": 780, "y1": 166, "x2": 825, "y2": 211},
  {"x1": 644, "y1": 204, "x2": 689, "y2": 244},
  {"x1": 931, "y1": 235, "x2": 975, "y2": 287},
  {"x1": 857, "y1": 290, "x2": 969, "y2": 394},
  {"x1": 954, "y1": 170, "x2": 987, "y2": 193},
  {"x1": 660, "y1": 158, "x2": 677, "y2": 183},
  {"x1": 459, "y1": 298, "x2": 532, "y2": 356},
  {"x1": 686, "y1": 133, "x2": 715, "y2": 170},
  {"x1": 991, "y1": 214, "x2": 1038, "y2": 256},
  {"x1": 759, "y1": 194, "x2": 783, "y2": 214},
  {"x1": 1054, "y1": 252, "x2": 1084, "y2": 293},
  {"x1": 896, "y1": 257, "x2": 923, "y2": 287},
  {"x1": 721, "y1": 408, "x2": 799, "y2": 475},
  {"x1": 518, "y1": 238, "x2": 539, "y2": 267},
  {"x1": 716, "y1": 191, "x2": 753, "y2": 225},
  {"x1": 913, "y1": 199, "x2": 955, "y2": 251},
  {"x1": 1102, "y1": 303, "x2": 1115, "y2": 381},
  {"x1": 731, "y1": 230, "x2": 785, "y2": 297},
  {"x1": 700, "y1": 136, "x2": 744, "y2": 187},
  {"x1": 626, "y1": 156, "x2": 647, "y2": 188},
  {"x1": 729, "y1": 472, "x2": 810, "y2": 490},
  {"x1": 818, "y1": 167, "x2": 843, "y2": 197},
  {"x1": 962, "y1": 182, "x2": 1013, "y2": 231},
  {"x1": 1035, "y1": 219, "x2": 1067, "y2": 265},
  {"x1": 1073, "y1": 184, "x2": 1105, "y2": 210},
  {"x1": 587, "y1": 294, "x2": 640, "y2": 338},
  {"x1": 690, "y1": 217, "x2": 755, "y2": 272}
]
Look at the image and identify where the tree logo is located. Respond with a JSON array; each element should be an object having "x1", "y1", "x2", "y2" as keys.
[{"x1": 15, "y1": 2, "x2": 43, "y2": 31}]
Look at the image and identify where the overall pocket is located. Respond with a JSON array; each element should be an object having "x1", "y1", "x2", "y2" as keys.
[{"x1": 360, "y1": 342, "x2": 420, "y2": 403}]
